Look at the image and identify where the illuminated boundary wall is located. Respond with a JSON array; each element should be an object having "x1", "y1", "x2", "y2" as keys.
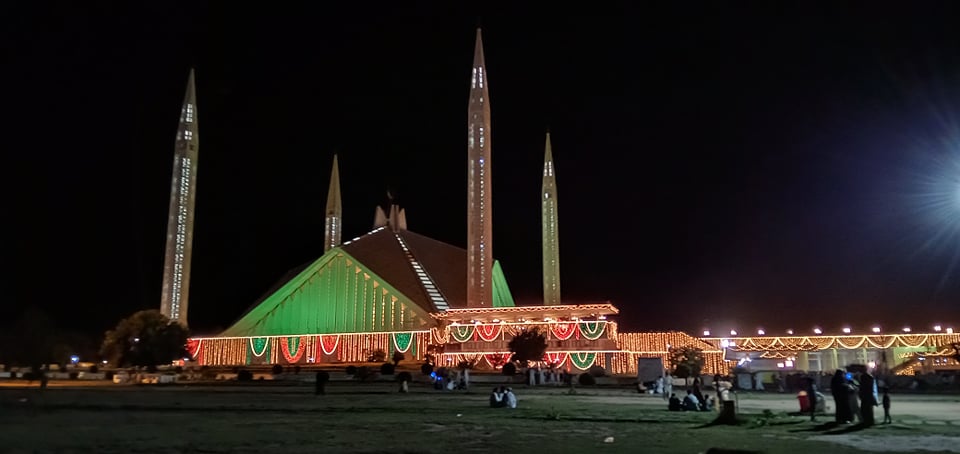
[
  {"x1": 701, "y1": 332, "x2": 960, "y2": 374},
  {"x1": 189, "y1": 331, "x2": 433, "y2": 366},
  {"x1": 188, "y1": 326, "x2": 733, "y2": 376},
  {"x1": 443, "y1": 329, "x2": 728, "y2": 376}
]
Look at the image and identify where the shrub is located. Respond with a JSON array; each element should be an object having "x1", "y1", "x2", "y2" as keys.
[
  {"x1": 578, "y1": 373, "x2": 596, "y2": 386},
  {"x1": 396, "y1": 371, "x2": 413, "y2": 383},
  {"x1": 588, "y1": 365, "x2": 606, "y2": 377},
  {"x1": 201, "y1": 367, "x2": 217, "y2": 380},
  {"x1": 368, "y1": 349, "x2": 387, "y2": 363},
  {"x1": 105, "y1": 371, "x2": 115, "y2": 381},
  {"x1": 68, "y1": 371, "x2": 79, "y2": 380},
  {"x1": 392, "y1": 351, "x2": 405, "y2": 365},
  {"x1": 237, "y1": 370, "x2": 253, "y2": 381},
  {"x1": 355, "y1": 366, "x2": 372, "y2": 381},
  {"x1": 293, "y1": 365, "x2": 301, "y2": 375},
  {"x1": 315, "y1": 371, "x2": 330, "y2": 383},
  {"x1": 146, "y1": 364, "x2": 158, "y2": 373},
  {"x1": 271, "y1": 364, "x2": 283, "y2": 375},
  {"x1": 501, "y1": 362, "x2": 517, "y2": 376},
  {"x1": 380, "y1": 362, "x2": 396, "y2": 375},
  {"x1": 420, "y1": 363, "x2": 433, "y2": 376},
  {"x1": 346, "y1": 365, "x2": 358, "y2": 375},
  {"x1": 89, "y1": 365, "x2": 99, "y2": 373},
  {"x1": 174, "y1": 366, "x2": 183, "y2": 374}
]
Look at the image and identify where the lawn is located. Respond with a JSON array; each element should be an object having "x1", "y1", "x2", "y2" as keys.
[{"x1": 0, "y1": 381, "x2": 958, "y2": 453}]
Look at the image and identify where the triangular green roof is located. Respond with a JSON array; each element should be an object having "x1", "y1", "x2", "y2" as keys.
[{"x1": 218, "y1": 228, "x2": 514, "y2": 338}]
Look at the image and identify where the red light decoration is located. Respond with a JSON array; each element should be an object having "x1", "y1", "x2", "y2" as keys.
[
  {"x1": 319, "y1": 334, "x2": 339, "y2": 356},
  {"x1": 484, "y1": 353, "x2": 512, "y2": 368},
  {"x1": 186, "y1": 339, "x2": 203, "y2": 361},
  {"x1": 476, "y1": 323, "x2": 502, "y2": 341},
  {"x1": 552, "y1": 322, "x2": 577, "y2": 341},
  {"x1": 544, "y1": 352, "x2": 568, "y2": 364},
  {"x1": 281, "y1": 336, "x2": 306, "y2": 363}
]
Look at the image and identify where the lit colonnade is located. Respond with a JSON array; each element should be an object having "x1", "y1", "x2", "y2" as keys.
[{"x1": 702, "y1": 330, "x2": 960, "y2": 375}]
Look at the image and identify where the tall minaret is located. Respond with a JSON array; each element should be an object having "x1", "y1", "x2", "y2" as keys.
[
  {"x1": 542, "y1": 132, "x2": 561, "y2": 305},
  {"x1": 160, "y1": 69, "x2": 199, "y2": 326},
  {"x1": 467, "y1": 28, "x2": 493, "y2": 308},
  {"x1": 324, "y1": 154, "x2": 342, "y2": 252}
]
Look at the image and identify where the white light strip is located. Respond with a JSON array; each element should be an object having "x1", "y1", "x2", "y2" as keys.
[
  {"x1": 341, "y1": 226, "x2": 386, "y2": 246},
  {"x1": 394, "y1": 234, "x2": 449, "y2": 311}
]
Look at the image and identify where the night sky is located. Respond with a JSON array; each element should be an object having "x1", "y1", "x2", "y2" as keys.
[{"x1": 7, "y1": 3, "x2": 960, "y2": 340}]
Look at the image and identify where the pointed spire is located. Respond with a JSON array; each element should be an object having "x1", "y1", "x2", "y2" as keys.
[
  {"x1": 467, "y1": 28, "x2": 493, "y2": 308},
  {"x1": 373, "y1": 206, "x2": 387, "y2": 229},
  {"x1": 160, "y1": 68, "x2": 200, "y2": 326},
  {"x1": 542, "y1": 132, "x2": 561, "y2": 305},
  {"x1": 472, "y1": 28, "x2": 486, "y2": 73},
  {"x1": 324, "y1": 155, "x2": 342, "y2": 252}
]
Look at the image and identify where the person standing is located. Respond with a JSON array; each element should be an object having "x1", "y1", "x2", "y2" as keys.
[
  {"x1": 663, "y1": 372, "x2": 673, "y2": 401},
  {"x1": 846, "y1": 374, "x2": 861, "y2": 424},
  {"x1": 881, "y1": 387, "x2": 892, "y2": 424},
  {"x1": 806, "y1": 376, "x2": 817, "y2": 422},
  {"x1": 830, "y1": 370, "x2": 849, "y2": 423},
  {"x1": 859, "y1": 372, "x2": 877, "y2": 426}
]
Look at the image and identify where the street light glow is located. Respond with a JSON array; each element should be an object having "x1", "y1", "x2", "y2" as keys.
[
  {"x1": 903, "y1": 327, "x2": 912, "y2": 333},
  {"x1": 842, "y1": 327, "x2": 851, "y2": 334},
  {"x1": 872, "y1": 326, "x2": 881, "y2": 333},
  {"x1": 757, "y1": 329, "x2": 765, "y2": 335},
  {"x1": 813, "y1": 327, "x2": 822, "y2": 334},
  {"x1": 730, "y1": 330, "x2": 738, "y2": 336},
  {"x1": 703, "y1": 330, "x2": 710, "y2": 336},
  {"x1": 934, "y1": 325, "x2": 942, "y2": 332}
]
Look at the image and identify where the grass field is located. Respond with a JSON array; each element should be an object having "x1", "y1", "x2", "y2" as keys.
[{"x1": 1, "y1": 381, "x2": 958, "y2": 453}]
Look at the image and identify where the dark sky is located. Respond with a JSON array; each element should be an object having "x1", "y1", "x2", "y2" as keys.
[{"x1": 7, "y1": 2, "x2": 960, "y2": 339}]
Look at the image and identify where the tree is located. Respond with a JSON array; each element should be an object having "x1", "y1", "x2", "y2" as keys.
[
  {"x1": 668, "y1": 346, "x2": 704, "y2": 380},
  {"x1": 392, "y1": 351, "x2": 405, "y2": 366},
  {"x1": 507, "y1": 327, "x2": 548, "y2": 365},
  {"x1": 100, "y1": 310, "x2": 188, "y2": 368}
]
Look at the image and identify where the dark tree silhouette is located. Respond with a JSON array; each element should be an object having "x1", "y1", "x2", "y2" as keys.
[
  {"x1": 668, "y1": 346, "x2": 704, "y2": 379},
  {"x1": 507, "y1": 327, "x2": 547, "y2": 365},
  {"x1": 100, "y1": 310, "x2": 188, "y2": 368}
]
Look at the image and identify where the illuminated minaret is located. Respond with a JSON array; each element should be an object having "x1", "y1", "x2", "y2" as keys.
[
  {"x1": 324, "y1": 154, "x2": 342, "y2": 252},
  {"x1": 160, "y1": 69, "x2": 199, "y2": 326},
  {"x1": 467, "y1": 28, "x2": 493, "y2": 308},
  {"x1": 542, "y1": 132, "x2": 561, "y2": 306}
]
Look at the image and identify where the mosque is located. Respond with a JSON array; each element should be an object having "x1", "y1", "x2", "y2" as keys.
[{"x1": 162, "y1": 30, "x2": 957, "y2": 377}]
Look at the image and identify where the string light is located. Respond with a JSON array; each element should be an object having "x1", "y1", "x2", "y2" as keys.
[
  {"x1": 552, "y1": 323, "x2": 577, "y2": 341},
  {"x1": 476, "y1": 323, "x2": 502, "y2": 341},
  {"x1": 281, "y1": 336, "x2": 306, "y2": 363},
  {"x1": 392, "y1": 332, "x2": 413, "y2": 353},
  {"x1": 570, "y1": 352, "x2": 597, "y2": 370},
  {"x1": 579, "y1": 321, "x2": 606, "y2": 340},
  {"x1": 250, "y1": 337, "x2": 269, "y2": 357},
  {"x1": 319, "y1": 335, "x2": 339, "y2": 356}
]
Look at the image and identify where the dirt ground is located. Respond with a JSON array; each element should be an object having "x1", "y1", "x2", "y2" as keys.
[{"x1": 0, "y1": 381, "x2": 957, "y2": 453}]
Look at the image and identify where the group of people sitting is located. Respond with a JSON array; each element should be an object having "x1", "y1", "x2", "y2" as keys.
[
  {"x1": 667, "y1": 389, "x2": 716, "y2": 412},
  {"x1": 489, "y1": 386, "x2": 518, "y2": 409}
]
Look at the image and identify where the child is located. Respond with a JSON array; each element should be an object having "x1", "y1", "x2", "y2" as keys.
[{"x1": 882, "y1": 387, "x2": 891, "y2": 424}]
